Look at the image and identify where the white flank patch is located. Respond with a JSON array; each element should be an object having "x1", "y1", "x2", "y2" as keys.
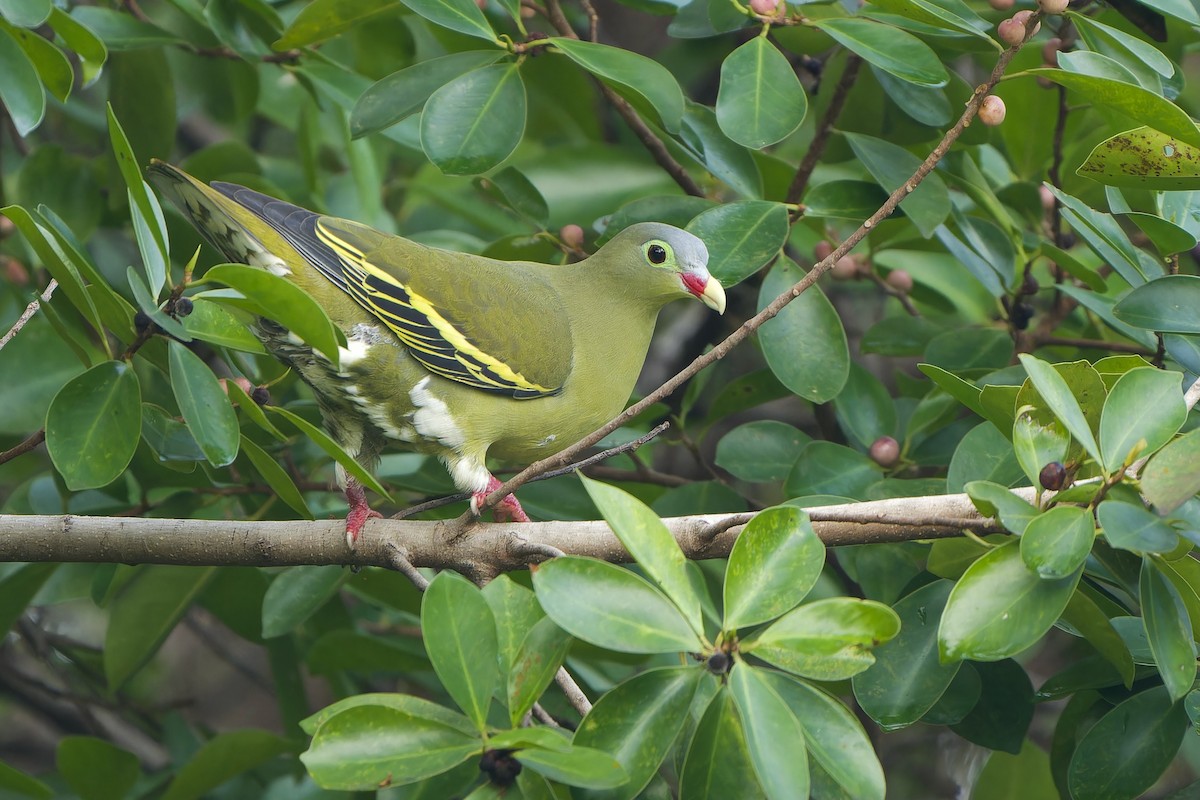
[
  {"x1": 247, "y1": 248, "x2": 291, "y2": 277},
  {"x1": 409, "y1": 376, "x2": 465, "y2": 448},
  {"x1": 338, "y1": 338, "x2": 371, "y2": 369}
]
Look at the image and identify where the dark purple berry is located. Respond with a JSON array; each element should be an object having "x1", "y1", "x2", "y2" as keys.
[
  {"x1": 173, "y1": 297, "x2": 194, "y2": 318},
  {"x1": 479, "y1": 749, "x2": 521, "y2": 787},
  {"x1": 707, "y1": 652, "x2": 732, "y2": 675},
  {"x1": 251, "y1": 386, "x2": 271, "y2": 406},
  {"x1": 1040, "y1": 462, "x2": 1066, "y2": 491}
]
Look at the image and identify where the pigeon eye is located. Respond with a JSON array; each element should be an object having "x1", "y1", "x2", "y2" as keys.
[{"x1": 647, "y1": 244, "x2": 668, "y2": 264}]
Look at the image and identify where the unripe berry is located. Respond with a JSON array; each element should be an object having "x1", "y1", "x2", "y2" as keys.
[
  {"x1": 1037, "y1": 0, "x2": 1068, "y2": 14},
  {"x1": 885, "y1": 269, "x2": 913, "y2": 293},
  {"x1": 251, "y1": 386, "x2": 271, "y2": 406},
  {"x1": 813, "y1": 240, "x2": 834, "y2": 262},
  {"x1": 1020, "y1": 272, "x2": 1039, "y2": 296},
  {"x1": 221, "y1": 377, "x2": 254, "y2": 397},
  {"x1": 0, "y1": 216, "x2": 14, "y2": 239},
  {"x1": 831, "y1": 255, "x2": 859, "y2": 280},
  {"x1": 750, "y1": 0, "x2": 779, "y2": 14},
  {"x1": 172, "y1": 297, "x2": 194, "y2": 318},
  {"x1": 988, "y1": 0, "x2": 1015, "y2": 9},
  {"x1": 1039, "y1": 461, "x2": 1066, "y2": 491},
  {"x1": 998, "y1": 11, "x2": 1039, "y2": 46},
  {"x1": 559, "y1": 223, "x2": 584, "y2": 250},
  {"x1": 979, "y1": 95, "x2": 1006, "y2": 126},
  {"x1": 2, "y1": 256, "x2": 29, "y2": 286},
  {"x1": 133, "y1": 310, "x2": 153, "y2": 333},
  {"x1": 707, "y1": 651, "x2": 732, "y2": 675},
  {"x1": 870, "y1": 436, "x2": 900, "y2": 468},
  {"x1": 1039, "y1": 185, "x2": 1056, "y2": 212}
]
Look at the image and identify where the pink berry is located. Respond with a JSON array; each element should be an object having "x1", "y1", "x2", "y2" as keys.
[
  {"x1": 997, "y1": 18, "x2": 1024, "y2": 46},
  {"x1": 978, "y1": 95, "x2": 1006, "y2": 126},
  {"x1": 870, "y1": 436, "x2": 900, "y2": 467},
  {"x1": 1039, "y1": 185, "x2": 1055, "y2": 211},
  {"x1": 989, "y1": 0, "x2": 1015, "y2": 9},
  {"x1": 885, "y1": 269, "x2": 913, "y2": 293},
  {"x1": 831, "y1": 255, "x2": 859, "y2": 280},
  {"x1": 750, "y1": 0, "x2": 779, "y2": 13},
  {"x1": 560, "y1": 224, "x2": 584, "y2": 250},
  {"x1": 1037, "y1": 0, "x2": 1068, "y2": 13},
  {"x1": 813, "y1": 240, "x2": 834, "y2": 262},
  {"x1": 1042, "y1": 37, "x2": 1062, "y2": 66}
]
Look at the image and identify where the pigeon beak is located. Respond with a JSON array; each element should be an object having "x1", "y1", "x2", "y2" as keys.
[
  {"x1": 682, "y1": 272, "x2": 727, "y2": 314},
  {"x1": 699, "y1": 276, "x2": 726, "y2": 315}
]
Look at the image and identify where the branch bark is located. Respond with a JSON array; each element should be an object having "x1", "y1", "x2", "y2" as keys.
[{"x1": 0, "y1": 492, "x2": 1009, "y2": 573}]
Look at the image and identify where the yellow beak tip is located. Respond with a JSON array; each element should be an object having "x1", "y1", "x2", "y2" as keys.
[{"x1": 701, "y1": 277, "x2": 727, "y2": 315}]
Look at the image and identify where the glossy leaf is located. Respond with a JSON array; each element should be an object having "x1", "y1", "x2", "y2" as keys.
[
  {"x1": 679, "y1": 100, "x2": 763, "y2": 199},
  {"x1": 274, "y1": 0, "x2": 401, "y2": 49},
  {"x1": 507, "y1": 616, "x2": 571, "y2": 726},
  {"x1": 105, "y1": 565, "x2": 216, "y2": 689},
  {"x1": 679, "y1": 689, "x2": 763, "y2": 800},
  {"x1": 515, "y1": 745, "x2": 625, "y2": 789},
  {"x1": 550, "y1": 38, "x2": 683, "y2": 133},
  {"x1": 724, "y1": 506, "x2": 824, "y2": 630},
  {"x1": 1079, "y1": 127, "x2": 1200, "y2": 190},
  {"x1": 421, "y1": 63, "x2": 525, "y2": 176},
  {"x1": 845, "y1": 132, "x2": 951, "y2": 237},
  {"x1": 0, "y1": 26, "x2": 44, "y2": 135},
  {"x1": 531, "y1": 557, "x2": 703, "y2": 653},
  {"x1": 786, "y1": 441, "x2": 881, "y2": 498},
  {"x1": 1099, "y1": 367, "x2": 1185, "y2": 472},
  {"x1": 748, "y1": 597, "x2": 900, "y2": 680},
  {"x1": 1114, "y1": 275, "x2": 1200, "y2": 334},
  {"x1": 1141, "y1": 557, "x2": 1197, "y2": 702},
  {"x1": 812, "y1": 18, "x2": 948, "y2": 87},
  {"x1": 301, "y1": 705, "x2": 479, "y2": 789},
  {"x1": 1020, "y1": 505, "x2": 1095, "y2": 579},
  {"x1": 686, "y1": 200, "x2": 788, "y2": 286},
  {"x1": 939, "y1": 541, "x2": 1081, "y2": 662},
  {"x1": 853, "y1": 581, "x2": 960, "y2": 730},
  {"x1": 266, "y1": 405, "x2": 390, "y2": 498},
  {"x1": 1012, "y1": 405, "x2": 1069, "y2": 488},
  {"x1": 715, "y1": 421, "x2": 809, "y2": 482},
  {"x1": 0, "y1": 761, "x2": 50, "y2": 799},
  {"x1": 964, "y1": 471, "x2": 1039, "y2": 535},
  {"x1": 715, "y1": 37, "x2": 806, "y2": 148},
  {"x1": 168, "y1": 340, "x2": 239, "y2": 467},
  {"x1": 573, "y1": 667, "x2": 703, "y2": 800},
  {"x1": 1143, "y1": 428, "x2": 1200, "y2": 513},
  {"x1": 301, "y1": 693, "x2": 476, "y2": 737},
  {"x1": 56, "y1": 737, "x2": 139, "y2": 800},
  {"x1": 1048, "y1": 185, "x2": 1161, "y2": 287},
  {"x1": 1098, "y1": 500, "x2": 1179, "y2": 554},
  {"x1": 45, "y1": 361, "x2": 141, "y2": 490},
  {"x1": 729, "y1": 662, "x2": 808, "y2": 800},
  {"x1": 422, "y1": 572, "x2": 499, "y2": 731},
  {"x1": 758, "y1": 258, "x2": 850, "y2": 403},
  {"x1": 581, "y1": 475, "x2": 703, "y2": 634},
  {"x1": 350, "y1": 50, "x2": 504, "y2": 138},
  {"x1": 1017, "y1": 354, "x2": 1103, "y2": 471},
  {"x1": 398, "y1": 0, "x2": 496, "y2": 42},
  {"x1": 261, "y1": 565, "x2": 346, "y2": 638}
]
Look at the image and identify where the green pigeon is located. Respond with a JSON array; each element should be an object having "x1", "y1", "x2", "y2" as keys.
[{"x1": 148, "y1": 161, "x2": 726, "y2": 545}]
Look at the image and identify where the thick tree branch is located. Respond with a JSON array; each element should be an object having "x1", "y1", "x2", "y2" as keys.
[{"x1": 0, "y1": 492, "x2": 1008, "y2": 572}]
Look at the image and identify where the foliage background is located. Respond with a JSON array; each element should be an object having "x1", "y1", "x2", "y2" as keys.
[{"x1": 3, "y1": 0, "x2": 1200, "y2": 796}]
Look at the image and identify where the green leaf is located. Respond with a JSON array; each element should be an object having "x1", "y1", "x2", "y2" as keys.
[
  {"x1": 679, "y1": 688, "x2": 763, "y2": 800},
  {"x1": 1017, "y1": 354, "x2": 1104, "y2": 471},
  {"x1": 107, "y1": 105, "x2": 167, "y2": 266},
  {"x1": 421, "y1": 63, "x2": 526, "y2": 176},
  {"x1": 274, "y1": 0, "x2": 401, "y2": 49},
  {"x1": 834, "y1": 362, "x2": 897, "y2": 450},
  {"x1": 1115, "y1": 274, "x2": 1200, "y2": 335},
  {"x1": 531, "y1": 557, "x2": 703, "y2": 654},
  {"x1": 69, "y1": 6, "x2": 181, "y2": 50},
  {"x1": 550, "y1": 38, "x2": 683, "y2": 134},
  {"x1": 422, "y1": 572, "x2": 499, "y2": 731},
  {"x1": 516, "y1": 745, "x2": 626, "y2": 789},
  {"x1": 1020, "y1": 506, "x2": 1095, "y2": 580},
  {"x1": 572, "y1": 667, "x2": 704, "y2": 800},
  {"x1": 844, "y1": 132, "x2": 951, "y2": 237},
  {"x1": 1048, "y1": 185, "x2": 1161, "y2": 287},
  {"x1": 1012, "y1": 404, "x2": 1069, "y2": 488},
  {"x1": 1068, "y1": 686, "x2": 1187, "y2": 800},
  {"x1": 50, "y1": 10, "x2": 104, "y2": 86},
  {"x1": 168, "y1": 341, "x2": 239, "y2": 468},
  {"x1": 105, "y1": 565, "x2": 216, "y2": 689},
  {"x1": 0, "y1": 564, "x2": 57, "y2": 638},
  {"x1": 1143, "y1": 428, "x2": 1200, "y2": 513},
  {"x1": 1060, "y1": 589, "x2": 1135, "y2": 687},
  {"x1": 0, "y1": 760, "x2": 51, "y2": 799},
  {"x1": 949, "y1": 659, "x2": 1033, "y2": 754},
  {"x1": 261, "y1": 565, "x2": 346, "y2": 638},
  {"x1": 7, "y1": 23, "x2": 70, "y2": 104},
  {"x1": 180, "y1": 298, "x2": 266, "y2": 354},
  {"x1": 812, "y1": 18, "x2": 948, "y2": 87},
  {"x1": 1078, "y1": 126, "x2": 1200, "y2": 191},
  {"x1": 724, "y1": 506, "x2": 824, "y2": 630},
  {"x1": 398, "y1": 0, "x2": 496, "y2": 42},
  {"x1": 306, "y1": 630, "x2": 428, "y2": 675},
  {"x1": 1099, "y1": 367, "x2": 1185, "y2": 471},
  {"x1": 1124, "y1": 211, "x2": 1197, "y2": 257},
  {"x1": 786, "y1": 441, "x2": 882, "y2": 498},
  {"x1": 715, "y1": 421, "x2": 809, "y2": 483},
  {"x1": 948, "y1": 423, "x2": 1026, "y2": 494},
  {"x1": 200, "y1": 264, "x2": 343, "y2": 365},
  {"x1": 1029, "y1": 69, "x2": 1200, "y2": 149},
  {"x1": 240, "y1": 435, "x2": 312, "y2": 518},
  {"x1": 0, "y1": 0, "x2": 50, "y2": 27},
  {"x1": 507, "y1": 616, "x2": 571, "y2": 726},
  {"x1": 0, "y1": 26, "x2": 44, "y2": 135},
  {"x1": 729, "y1": 663, "x2": 808, "y2": 800},
  {"x1": 265, "y1": 405, "x2": 391, "y2": 499},
  {"x1": 864, "y1": 0, "x2": 989, "y2": 36},
  {"x1": 57, "y1": 737, "x2": 140, "y2": 800},
  {"x1": 1098, "y1": 500, "x2": 1179, "y2": 554},
  {"x1": 351, "y1": 50, "x2": 504, "y2": 138},
  {"x1": 854, "y1": 580, "x2": 962, "y2": 731},
  {"x1": 301, "y1": 693, "x2": 476, "y2": 737},
  {"x1": 938, "y1": 541, "x2": 1080, "y2": 662},
  {"x1": 715, "y1": 37, "x2": 807, "y2": 148},
  {"x1": 301, "y1": 705, "x2": 479, "y2": 790},
  {"x1": 1141, "y1": 556, "x2": 1197, "y2": 702},
  {"x1": 679, "y1": 100, "x2": 763, "y2": 199},
  {"x1": 803, "y1": 179, "x2": 892, "y2": 220},
  {"x1": 161, "y1": 730, "x2": 293, "y2": 800},
  {"x1": 479, "y1": 166, "x2": 548, "y2": 226},
  {"x1": 747, "y1": 597, "x2": 901, "y2": 680},
  {"x1": 758, "y1": 258, "x2": 850, "y2": 403},
  {"x1": 481, "y1": 575, "x2": 543, "y2": 677},
  {"x1": 580, "y1": 475, "x2": 702, "y2": 635},
  {"x1": 964, "y1": 481, "x2": 1039, "y2": 536},
  {"x1": 686, "y1": 200, "x2": 788, "y2": 286},
  {"x1": 45, "y1": 361, "x2": 141, "y2": 491}
]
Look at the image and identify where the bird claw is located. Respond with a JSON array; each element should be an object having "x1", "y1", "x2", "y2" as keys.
[
  {"x1": 345, "y1": 479, "x2": 382, "y2": 549},
  {"x1": 472, "y1": 476, "x2": 531, "y2": 523}
]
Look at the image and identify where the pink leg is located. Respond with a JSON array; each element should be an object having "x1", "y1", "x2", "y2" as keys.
[
  {"x1": 345, "y1": 478, "x2": 382, "y2": 548},
  {"x1": 471, "y1": 475, "x2": 531, "y2": 523}
]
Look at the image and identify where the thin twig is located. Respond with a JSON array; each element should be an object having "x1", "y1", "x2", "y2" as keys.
[
  {"x1": 383, "y1": 544, "x2": 430, "y2": 591},
  {"x1": 470, "y1": 16, "x2": 1043, "y2": 524},
  {"x1": 0, "y1": 280, "x2": 57, "y2": 352},
  {"x1": 787, "y1": 55, "x2": 862, "y2": 205},
  {"x1": 531, "y1": 703, "x2": 562, "y2": 728},
  {"x1": 554, "y1": 667, "x2": 592, "y2": 717}
]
